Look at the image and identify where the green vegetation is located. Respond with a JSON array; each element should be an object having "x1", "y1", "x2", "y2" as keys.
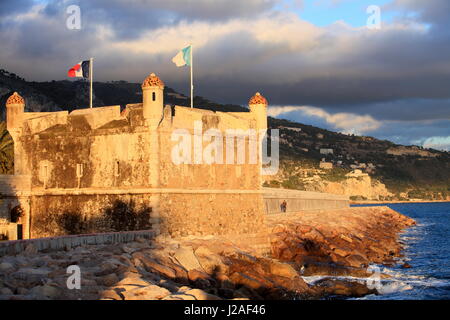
[
  {"x1": 320, "y1": 168, "x2": 350, "y2": 182},
  {"x1": 280, "y1": 176, "x2": 305, "y2": 190}
]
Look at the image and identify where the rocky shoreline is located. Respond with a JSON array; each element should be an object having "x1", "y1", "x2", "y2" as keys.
[{"x1": 0, "y1": 206, "x2": 415, "y2": 300}]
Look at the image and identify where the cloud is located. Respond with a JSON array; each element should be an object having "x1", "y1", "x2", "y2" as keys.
[
  {"x1": 327, "y1": 98, "x2": 450, "y2": 122},
  {"x1": 0, "y1": 0, "x2": 34, "y2": 18},
  {"x1": 0, "y1": 0, "x2": 449, "y2": 148},
  {"x1": 1, "y1": 1, "x2": 450, "y2": 108},
  {"x1": 35, "y1": 0, "x2": 281, "y2": 40},
  {"x1": 268, "y1": 105, "x2": 382, "y2": 134},
  {"x1": 416, "y1": 136, "x2": 450, "y2": 151},
  {"x1": 386, "y1": 0, "x2": 450, "y2": 28}
]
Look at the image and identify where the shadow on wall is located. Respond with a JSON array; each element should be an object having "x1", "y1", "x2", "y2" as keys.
[
  {"x1": 0, "y1": 120, "x2": 17, "y2": 240},
  {"x1": 0, "y1": 121, "x2": 14, "y2": 174},
  {"x1": 33, "y1": 200, "x2": 153, "y2": 236}
]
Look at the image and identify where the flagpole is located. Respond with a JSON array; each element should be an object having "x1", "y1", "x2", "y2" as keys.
[
  {"x1": 190, "y1": 45, "x2": 193, "y2": 108},
  {"x1": 90, "y1": 57, "x2": 93, "y2": 108}
]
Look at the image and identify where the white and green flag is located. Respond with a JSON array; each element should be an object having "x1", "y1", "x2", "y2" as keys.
[
  {"x1": 172, "y1": 45, "x2": 194, "y2": 108},
  {"x1": 172, "y1": 45, "x2": 192, "y2": 67}
]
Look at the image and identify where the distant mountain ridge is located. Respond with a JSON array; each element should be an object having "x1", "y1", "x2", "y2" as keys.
[
  {"x1": 0, "y1": 68, "x2": 246, "y2": 119},
  {"x1": 1, "y1": 69, "x2": 449, "y2": 200}
]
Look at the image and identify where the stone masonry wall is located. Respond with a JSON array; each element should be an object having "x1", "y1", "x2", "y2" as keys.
[
  {"x1": 29, "y1": 194, "x2": 153, "y2": 238},
  {"x1": 159, "y1": 192, "x2": 266, "y2": 238},
  {"x1": 28, "y1": 192, "x2": 267, "y2": 241},
  {"x1": 21, "y1": 128, "x2": 152, "y2": 190}
]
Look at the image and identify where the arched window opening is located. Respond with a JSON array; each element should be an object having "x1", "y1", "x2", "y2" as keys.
[{"x1": 10, "y1": 205, "x2": 23, "y2": 223}]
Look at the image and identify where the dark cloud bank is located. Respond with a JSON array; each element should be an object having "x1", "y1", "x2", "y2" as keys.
[{"x1": 0, "y1": 0, "x2": 449, "y2": 149}]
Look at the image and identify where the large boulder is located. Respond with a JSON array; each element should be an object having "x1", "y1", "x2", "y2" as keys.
[
  {"x1": 0, "y1": 262, "x2": 14, "y2": 273},
  {"x1": 267, "y1": 260, "x2": 299, "y2": 279},
  {"x1": 188, "y1": 269, "x2": 213, "y2": 289},
  {"x1": 173, "y1": 247, "x2": 203, "y2": 272},
  {"x1": 100, "y1": 273, "x2": 119, "y2": 287},
  {"x1": 132, "y1": 252, "x2": 176, "y2": 279},
  {"x1": 345, "y1": 254, "x2": 369, "y2": 268},
  {"x1": 29, "y1": 284, "x2": 62, "y2": 299},
  {"x1": 312, "y1": 278, "x2": 377, "y2": 297},
  {"x1": 194, "y1": 246, "x2": 228, "y2": 274}
]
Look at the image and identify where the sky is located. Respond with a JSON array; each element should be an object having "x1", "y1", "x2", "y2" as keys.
[{"x1": 0, "y1": 0, "x2": 449, "y2": 150}]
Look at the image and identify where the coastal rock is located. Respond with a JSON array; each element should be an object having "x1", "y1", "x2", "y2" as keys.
[
  {"x1": 188, "y1": 269, "x2": 213, "y2": 289},
  {"x1": 0, "y1": 262, "x2": 14, "y2": 273},
  {"x1": 24, "y1": 244, "x2": 38, "y2": 256},
  {"x1": 194, "y1": 246, "x2": 228, "y2": 274},
  {"x1": 173, "y1": 247, "x2": 203, "y2": 272},
  {"x1": 267, "y1": 260, "x2": 299, "y2": 279},
  {"x1": 184, "y1": 288, "x2": 222, "y2": 300},
  {"x1": 162, "y1": 293, "x2": 197, "y2": 300},
  {"x1": 0, "y1": 288, "x2": 13, "y2": 295},
  {"x1": 229, "y1": 272, "x2": 272, "y2": 292},
  {"x1": 345, "y1": 254, "x2": 369, "y2": 268},
  {"x1": 99, "y1": 289, "x2": 123, "y2": 300},
  {"x1": 132, "y1": 252, "x2": 176, "y2": 279},
  {"x1": 402, "y1": 263, "x2": 412, "y2": 269},
  {"x1": 29, "y1": 285, "x2": 62, "y2": 299},
  {"x1": 100, "y1": 273, "x2": 119, "y2": 287},
  {"x1": 313, "y1": 278, "x2": 377, "y2": 297},
  {"x1": 215, "y1": 273, "x2": 234, "y2": 289},
  {"x1": 121, "y1": 285, "x2": 170, "y2": 300},
  {"x1": 11, "y1": 267, "x2": 51, "y2": 286}
]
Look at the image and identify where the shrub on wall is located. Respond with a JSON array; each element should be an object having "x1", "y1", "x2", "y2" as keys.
[
  {"x1": 104, "y1": 200, "x2": 152, "y2": 232},
  {"x1": 57, "y1": 211, "x2": 87, "y2": 235}
]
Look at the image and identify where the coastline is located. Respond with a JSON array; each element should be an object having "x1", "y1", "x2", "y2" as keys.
[
  {"x1": 350, "y1": 200, "x2": 450, "y2": 205},
  {"x1": 0, "y1": 206, "x2": 416, "y2": 300}
]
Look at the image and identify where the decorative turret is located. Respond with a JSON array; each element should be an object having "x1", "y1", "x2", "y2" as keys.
[
  {"x1": 5, "y1": 92, "x2": 25, "y2": 131},
  {"x1": 142, "y1": 73, "x2": 164, "y2": 127},
  {"x1": 249, "y1": 92, "x2": 268, "y2": 131}
]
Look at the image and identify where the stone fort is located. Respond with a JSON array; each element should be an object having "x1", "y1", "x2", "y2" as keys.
[{"x1": 0, "y1": 72, "x2": 348, "y2": 242}]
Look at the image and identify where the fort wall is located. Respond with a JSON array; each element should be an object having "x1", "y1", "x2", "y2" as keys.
[{"x1": 1, "y1": 75, "x2": 349, "y2": 244}]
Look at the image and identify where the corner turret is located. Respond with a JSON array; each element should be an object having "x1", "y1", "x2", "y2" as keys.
[
  {"x1": 249, "y1": 92, "x2": 268, "y2": 131},
  {"x1": 142, "y1": 73, "x2": 164, "y2": 128},
  {"x1": 5, "y1": 92, "x2": 25, "y2": 132}
]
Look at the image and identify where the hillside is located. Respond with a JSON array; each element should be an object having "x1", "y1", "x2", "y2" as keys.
[
  {"x1": 1, "y1": 69, "x2": 449, "y2": 200},
  {"x1": 266, "y1": 118, "x2": 450, "y2": 201}
]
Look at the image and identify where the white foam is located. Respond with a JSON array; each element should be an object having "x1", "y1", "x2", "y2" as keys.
[{"x1": 376, "y1": 281, "x2": 413, "y2": 294}]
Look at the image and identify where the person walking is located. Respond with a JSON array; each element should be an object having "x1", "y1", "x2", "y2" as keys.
[{"x1": 280, "y1": 200, "x2": 287, "y2": 213}]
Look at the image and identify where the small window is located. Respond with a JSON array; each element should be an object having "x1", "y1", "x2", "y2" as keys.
[
  {"x1": 152, "y1": 92, "x2": 156, "y2": 101},
  {"x1": 76, "y1": 163, "x2": 84, "y2": 178}
]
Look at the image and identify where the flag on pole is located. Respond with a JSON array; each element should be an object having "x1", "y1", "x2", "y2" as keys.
[
  {"x1": 172, "y1": 45, "x2": 192, "y2": 67},
  {"x1": 68, "y1": 58, "x2": 94, "y2": 108},
  {"x1": 172, "y1": 45, "x2": 194, "y2": 108},
  {"x1": 68, "y1": 60, "x2": 90, "y2": 78}
]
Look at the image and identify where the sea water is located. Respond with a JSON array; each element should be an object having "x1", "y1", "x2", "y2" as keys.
[{"x1": 303, "y1": 202, "x2": 450, "y2": 300}]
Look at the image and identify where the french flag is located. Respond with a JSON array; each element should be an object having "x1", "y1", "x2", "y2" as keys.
[{"x1": 68, "y1": 60, "x2": 90, "y2": 78}]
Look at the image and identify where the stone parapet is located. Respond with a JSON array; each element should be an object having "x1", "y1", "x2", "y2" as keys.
[
  {"x1": 0, "y1": 229, "x2": 155, "y2": 257},
  {"x1": 263, "y1": 187, "x2": 349, "y2": 214}
]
